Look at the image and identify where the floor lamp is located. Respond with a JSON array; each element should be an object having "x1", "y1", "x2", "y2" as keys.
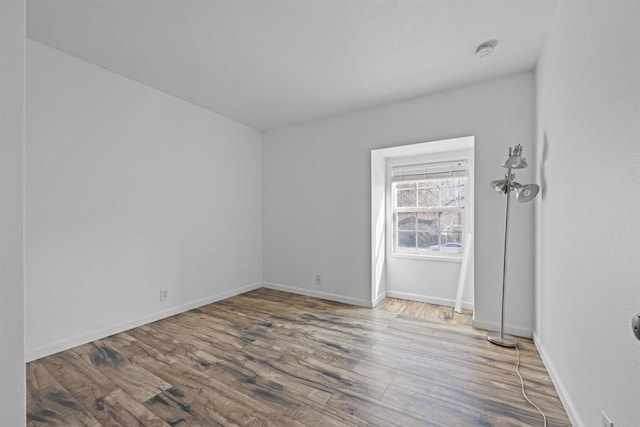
[{"x1": 488, "y1": 144, "x2": 539, "y2": 348}]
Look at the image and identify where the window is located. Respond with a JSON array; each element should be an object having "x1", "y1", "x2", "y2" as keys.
[{"x1": 391, "y1": 161, "x2": 466, "y2": 256}]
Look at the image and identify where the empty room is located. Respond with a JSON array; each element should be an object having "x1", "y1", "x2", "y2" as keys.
[{"x1": 1, "y1": 0, "x2": 639, "y2": 425}]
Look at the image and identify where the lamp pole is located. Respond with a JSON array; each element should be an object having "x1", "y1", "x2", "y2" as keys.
[
  {"x1": 488, "y1": 168, "x2": 517, "y2": 347},
  {"x1": 488, "y1": 145, "x2": 539, "y2": 347}
]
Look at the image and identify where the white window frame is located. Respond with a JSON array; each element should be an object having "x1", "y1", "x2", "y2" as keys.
[{"x1": 386, "y1": 153, "x2": 473, "y2": 262}]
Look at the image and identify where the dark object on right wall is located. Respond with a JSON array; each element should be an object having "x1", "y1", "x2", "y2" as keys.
[{"x1": 632, "y1": 313, "x2": 640, "y2": 341}]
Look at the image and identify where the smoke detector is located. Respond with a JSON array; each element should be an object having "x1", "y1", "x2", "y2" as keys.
[{"x1": 475, "y1": 40, "x2": 498, "y2": 58}]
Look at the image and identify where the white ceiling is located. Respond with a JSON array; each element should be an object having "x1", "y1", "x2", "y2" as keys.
[{"x1": 27, "y1": 0, "x2": 558, "y2": 130}]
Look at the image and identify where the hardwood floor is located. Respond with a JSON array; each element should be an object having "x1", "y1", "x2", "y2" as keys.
[{"x1": 27, "y1": 288, "x2": 570, "y2": 426}]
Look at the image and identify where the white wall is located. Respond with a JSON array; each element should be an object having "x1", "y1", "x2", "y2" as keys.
[
  {"x1": 535, "y1": 1, "x2": 640, "y2": 425},
  {"x1": 387, "y1": 257, "x2": 464, "y2": 303},
  {"x1": 0, "y1": 0, "x2": 26, "y2": 424},
  {"x1": 25, "y1": 40, "x2": 262, "y2": 360},
  {"x1": 263, "y1": 72, "x2": 536, "y2": 335}
]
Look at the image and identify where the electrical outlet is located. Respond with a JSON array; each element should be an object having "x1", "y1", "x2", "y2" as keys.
[
  {"x1": 602, "y1": 411, "x2": 613, "y2": 427},
  {"x1": 160, "y1": 289, "x2": 168, "y2": 301},
  {"x1": 315, "y1": 274, "x2": 321, "y2": 286}
]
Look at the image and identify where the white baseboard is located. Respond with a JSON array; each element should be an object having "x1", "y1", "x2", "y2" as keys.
[
  {"x1": 262, "y1": 282, "x2": 372, "y2": 308},
  {"x1": 25, "y1": 282, "x2": 262, "y2": 362},
  {"x1": 533, "y1": 332, "x2": 583, "y2": 427},
  {"x1": 372, "y1": 291, "x2": 387, "y2": 307},
  {"x1": 386, "y1": 290, "x2": 474, "y2": 311},
  {"x1": 471, "y1": 319, "x2": 532, "y2": 338}
]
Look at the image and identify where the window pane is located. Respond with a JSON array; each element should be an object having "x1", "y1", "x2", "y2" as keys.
[
  {"x1": 417, "y1": 212, "x2": 439, "y2": 231},
  {"x1": 397, "y1": 213, "x2": 417, "y2": 231},
  {"x1": 431, "y1": 241, "x2": 462, "y2": 253},
  {"x1": 396, "y1": 189, "x2": 416, "y2": 207},
  {"x1": 440, "y1": 178, "x2": 466, "y2": 207},
  {"x1": 440, "y1": 210, "x2": 463, "y2": 249},
  {"x1": 398, "y1": 231, "x2": 416, "y2": 249},
  {"x1": 418, "y1": 232, "x2": 439, "y2": 249},
  {"x1": 392, "y1": 170, "x2": 466, "y2": 257},
  {"x1": 395, "y1": 182, "x2": 415, "y2": 190},
  {"x1": 418, "y1": 187, "x2": 439, "y2": 207}
]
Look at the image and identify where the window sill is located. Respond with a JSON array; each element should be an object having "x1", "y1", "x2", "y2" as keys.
[{"x1": 388, "y1": 253, "x2": 463, "y2": 263}]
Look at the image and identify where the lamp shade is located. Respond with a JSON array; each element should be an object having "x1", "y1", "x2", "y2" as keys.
[
  {"x1": 502, "y1": 144, "x2": 528, "y2": 169},
  {"x1": 515, "y1": 183, "x2": 539, "y2": 202},
  {"x1": 490, "y1": 179, "x2": 508, "y2": 194}
]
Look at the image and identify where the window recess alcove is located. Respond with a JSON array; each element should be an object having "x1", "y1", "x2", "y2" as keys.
[{"x1": 371, "y1": 136, "x2": 474, "y2": 311}]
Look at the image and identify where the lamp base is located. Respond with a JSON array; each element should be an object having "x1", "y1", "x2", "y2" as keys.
[{"x1": 487, "y1": 333, "x2": 517, "y2": 348}]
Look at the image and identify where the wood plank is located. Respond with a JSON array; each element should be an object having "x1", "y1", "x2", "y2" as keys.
[
  {"x1": 144, "y1": 390, "x2": 226, "y2": 426},
  {"x1": 151, "y1": 362, "x2": 304, "y2": 427},
  {"x1": 101, "y1": 332, "x2": 175, "y2": 372},
  {"x1": 72, "y1": 341, "x2": 172, "y2": 402},
  {"x1": 103, "y1": 389, "x2": 169, "y2": 426},
  {"x1": 26, "y1": 289, "x2": 571, "y2": 426},
  {"x1": 353, "y1": 358, "x2": 569, "y2": 426},
  {"x1": 326, "y1": 390, "x2": 438, "y2": 427},
  {"x1": 26, "y1": 361, "x2": 101, "y2": 426},
  {"x1": 38, "y1": 348, "x2": 117, "y2": 400},
  {"x1": 381, "y1": 384, "x2": 542, "y2": 426},
  {"x1": 190, "y1": 360, "x2": 363, "y2": 427}
]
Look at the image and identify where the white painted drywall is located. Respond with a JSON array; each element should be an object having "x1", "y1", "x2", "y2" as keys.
[
  {"x1": 263, "y1": 72, "x2": 536, "y2": 334},
  {"x1": 370, "y1": 150, "x2": 387, "y2": 305},
  {"x1": 25, "y1": 40, "x2": 262, "y2": 360},
  {"x1": 535, "y1": 1, "x2": 640, "y2": 425},
  {"x1": 26, "y1": 1, "x2": 558, "y2": 130},
  {"x1": 0, "y1": 0, "x2": 26, "y2": 424}
]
